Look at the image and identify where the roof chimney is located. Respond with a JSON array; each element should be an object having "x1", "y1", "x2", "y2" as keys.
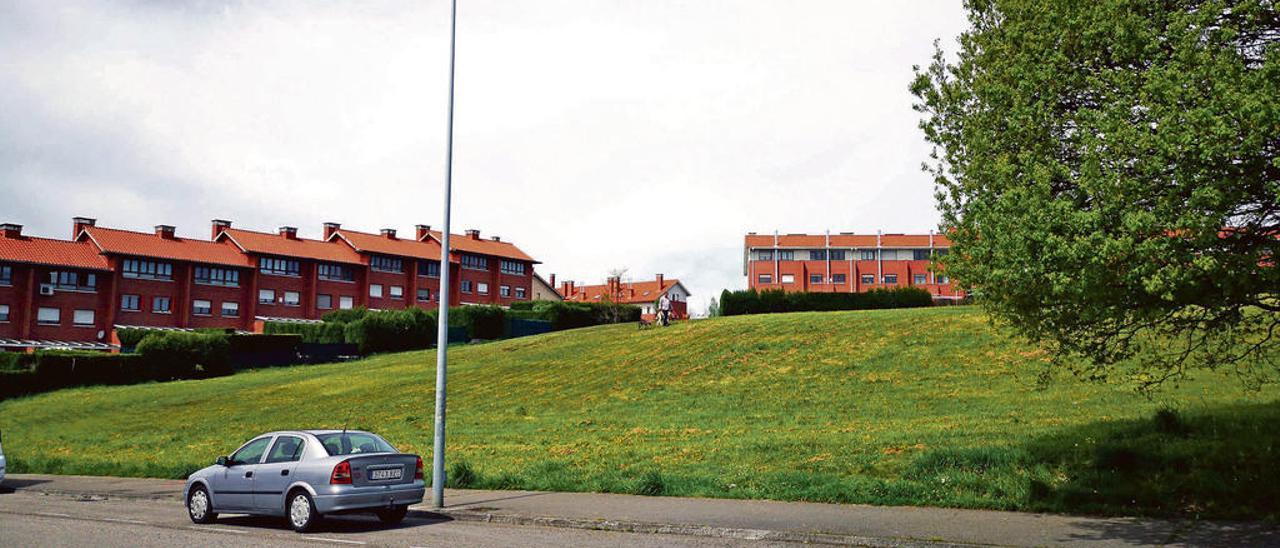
[
  {"x1": 549, "y1": 273, "x2": 556, "y2": 289},
  {"x1": 279, "y1": 226, "x2": 298, "y2": 240},
  {"x1": 155, "y1": 225, "x2": 176, "y2": 239},
  {"x1": 415, "y1": 224, "x2": 432, "y2": 241},
  {"x1": 465, "y1": 229, "x2": 480, "y2": 240},
  {"x1": 0, "y1": 223, "x2": 23, "y2": 239},
  {"x1": 490, "y1": 235, "x2": 501, "y2": 242},
  {"x1": 323, "y1": 222, "x2": 341, "y2": 240},
  {"x1": 211, "y1": 219, "x2": 232, "y2": 239},
  {"x1": 656, "y1": 273, "x2": 664, "y2": 287},
  {"x1": 380, "y1": 228, "x2": 397, "y2": 239},
  {"x1": 72, "y1": 217, "x2": 96, "y2": 238}
]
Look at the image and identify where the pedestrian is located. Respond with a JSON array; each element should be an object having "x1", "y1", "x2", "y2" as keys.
[{"x1": 658, "y1": 293, "x2": 672, "y2": 326}]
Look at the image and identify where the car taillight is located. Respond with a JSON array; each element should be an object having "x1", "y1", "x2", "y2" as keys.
[
  {"x1": 414, "y1": 456, "x2": 424, "y2": 480},
  {"x1": 330, "y1": 460, "x2": 352, "y2": 485}
]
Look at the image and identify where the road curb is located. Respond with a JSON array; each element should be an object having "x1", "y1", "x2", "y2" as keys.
[{"x1": 426, "y1": 508, "x2": 987, "y2": 547}]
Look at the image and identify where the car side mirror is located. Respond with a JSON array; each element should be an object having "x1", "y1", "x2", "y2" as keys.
[{"x1": 216, "y1": 456, "x2": 229, "y2": 467}]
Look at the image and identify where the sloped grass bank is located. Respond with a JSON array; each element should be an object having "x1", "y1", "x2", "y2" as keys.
[{"x1": 2, "y1": 307, "x2": 1276, "y2": 519}]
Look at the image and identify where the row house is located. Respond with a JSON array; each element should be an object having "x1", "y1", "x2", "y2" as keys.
[
  {"x1": 743, "y1": 231, "x2": 964, "y2": 300},
  {"x1": 0, "y1": 217, "x2": 540, "y2": 350},
  {"x1": 561, "y1": 274, "x2": 691, "y2": 321}
]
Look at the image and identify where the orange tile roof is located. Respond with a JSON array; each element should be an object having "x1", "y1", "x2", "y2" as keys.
[
  {"x1": 83, "y1": 226, "x2": 252, "y2": 267},
  {"x1": 744, "y1": 232, "x2": 952, "y2": 248},
  {"x1": 220, "y1": 228, "x2": 363, "y2": 265},
  {"x1": 564, "y1": 279, "x2": 686, "y2": 305},
  {"x1": 0, "y1": 234, "x2": 110, "y2": 270},
  {"x1": 333, "y1": 229, "x2": 454, "y2": 263},
  {"x1": 423, "y1": 230, "x2": 538, "y2": 263}
]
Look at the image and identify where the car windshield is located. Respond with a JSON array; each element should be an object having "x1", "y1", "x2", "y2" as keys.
[{"x1": 315, "y1": 432, "x2": 396, "y2": 456}]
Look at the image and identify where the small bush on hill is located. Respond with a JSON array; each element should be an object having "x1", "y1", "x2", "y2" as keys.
[
  {"x1": 719, "y1": 287, "x2": 934, "y2": 316},
  {"x1": 136, "y1": 332, "x2": 232, "y2": 379}
]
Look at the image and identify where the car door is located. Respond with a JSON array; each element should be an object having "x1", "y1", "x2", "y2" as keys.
[
  {"x1": 215, "y1": 436, "x2": 272, "y2": 511},
  {"x1": 254, "y1": 435, "x2": 305, "y2": 512}
]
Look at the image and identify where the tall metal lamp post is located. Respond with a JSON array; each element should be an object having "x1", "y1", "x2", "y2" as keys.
[{"x1": 432, "y1": 0, "x2": 459, "y2": 509}]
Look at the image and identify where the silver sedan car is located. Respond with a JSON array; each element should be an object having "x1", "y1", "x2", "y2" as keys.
[{"x1": 184, "y1": 430, "x2": 425, "y2": 532}]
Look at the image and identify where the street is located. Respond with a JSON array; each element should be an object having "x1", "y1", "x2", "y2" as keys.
[{"x1": 0, "y1": 491, "x2": 795, "y2": 547}]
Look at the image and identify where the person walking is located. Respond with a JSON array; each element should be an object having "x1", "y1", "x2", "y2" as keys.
[{"x1": 658, "y1": 293, "x2": 672, "y2": 326}]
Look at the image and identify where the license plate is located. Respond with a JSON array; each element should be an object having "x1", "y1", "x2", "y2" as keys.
[{"x1": 369, "y1": 468, "x2": 403, "y2": 481}]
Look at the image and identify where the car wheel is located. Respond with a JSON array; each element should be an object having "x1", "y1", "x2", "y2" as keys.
[
  {"x1": 287, "y1": 490, "x2": 321, "y2": 533},
  {"x1": 376, "y1": 505, "x2": 408, "y2": 525},
  {"x1": 187, "y1": 485, "x2": 217, "y2": 524}
]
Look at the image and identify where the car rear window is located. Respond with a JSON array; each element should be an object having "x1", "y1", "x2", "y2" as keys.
[{"x1": 315, "y1": 432, "x2": 396, "y2": 456}]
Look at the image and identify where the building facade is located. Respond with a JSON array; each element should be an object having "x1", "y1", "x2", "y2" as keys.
[
  {"x1": 561, "y1": 274, "x2": 690, "y2": 321},
  {"x1": 743, "y1": 232, "x2": 963, "y2": 300},
  {"x1": 0, "y1": 217, "x2": 539, "y2": 350}
]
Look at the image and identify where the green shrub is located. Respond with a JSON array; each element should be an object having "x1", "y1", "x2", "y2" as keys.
[
  {"x1": 322, "y1": 307, "x2": 371, "y2": 324},
  {"x1": 343, "y1": 309, "x2": 436, "y2": 355},
  {"x1": 451, "y1": 306, "x2": 506, "y2": 340},
  {"x1": 719, "y1": 287, "x2": 934, "y2": 316},
  {"x1": 262, "y1": 322, "x2": 346, "y2": 344},
  {"x1": 135, "y1": 332, "x2": 232, "y2": 379},
  {"x1": 0, "y1": 370, "x2": 40, "y2": 399}
]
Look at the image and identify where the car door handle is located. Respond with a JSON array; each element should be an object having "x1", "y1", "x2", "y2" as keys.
[
  {"x1": 245, "y1": 471, "x2": 253, "y2": 478},
  {"x1": 281, "y1": 470, "x2": 289, "y2": 476}
]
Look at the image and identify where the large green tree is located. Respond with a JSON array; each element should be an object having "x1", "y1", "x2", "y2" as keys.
[{"x1": 911, "y1": 0, "x2": 1279, "y2": 389}]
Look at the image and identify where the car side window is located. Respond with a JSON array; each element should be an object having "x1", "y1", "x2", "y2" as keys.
[
  {"x1": 265, "y1": 436, "x2": 304, "y2": 464},
  {"x1": 230, "y1": 437, "x2": 272, "y2": 465}
]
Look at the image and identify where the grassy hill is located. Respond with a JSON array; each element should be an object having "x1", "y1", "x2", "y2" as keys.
[{"x1": 2, "y1": 306, "x2": 1277, "y2": 519}]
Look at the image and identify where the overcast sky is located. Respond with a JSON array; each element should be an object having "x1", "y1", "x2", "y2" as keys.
[{"x1": 0, "y1": 0, "x2": 968, "y2": 314}]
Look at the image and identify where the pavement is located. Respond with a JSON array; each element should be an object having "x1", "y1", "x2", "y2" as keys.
[{"x1": 4, "y1": 473, "x2": 1279, "y2": 547}]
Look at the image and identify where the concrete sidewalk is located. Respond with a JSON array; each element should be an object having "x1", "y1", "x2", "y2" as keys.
[{"x1": 3, "y1": 473, "x2": 1276, "y2": 547}]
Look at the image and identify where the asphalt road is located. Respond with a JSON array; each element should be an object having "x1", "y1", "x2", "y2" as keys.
[{"x1": 0, "y1": 491, "x2": 800, "y2": 547}]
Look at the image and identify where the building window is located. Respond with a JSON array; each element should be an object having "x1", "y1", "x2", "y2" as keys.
[
  {"x1": 477, "y1": 282, "x2": 489, "y2": 295},
  {"x1": 50, "y1": 271, "x2": 97, "y2": 291},
  {"x1": 192, "y1": 300, "x2": 212, "y2": 316},
  {"x1": 829, "y1": 250, "x2": 846, "y2": 261},
  {"x1": 832, "y1": 274, "x2": 846, "y2": 284},
  {"x1": 370, "y1": 255, "x2": 403, "y2": 273},
  {"x1": 758, "y1": 274, "x2": 772, "y2": 284},
  {"x1": 809, "y1": 274, "x2": 823, "y2": 284},
  {"x1": 861, "y1": 274, "x2": 875, "y2": 285},
  {"x1": 369, "y1": 284, "x2": 383, "y2": 298},
  {"x1": 515, "y1": 287, "x2": 526, "y2": 299},
  {"x1": 914, "y1": 274, "x2": 928, "y2": 285},
  {"x1": 0, "y1": 265, "x2": 11, "y2": 285},
  {"x1": 461, "y1": 280, "x2": 473, "y2": 293},
  {"x1": 37, "y1": 307, "x2": 60, "y2": 325},
  {"x1": 500, "y1": 260, "x2": 525, "y2": 275},
  {"x1": 417, "y1": 288, "x2": 431, "y2": 302},
  {"x1": 809, "y1": 250, "x2": 827, "y2": 261},
  {"x1": 194, "y1": 266, "x2": 240, "y2": 287},
  {"x1": 258, "y1": 289, "x2": 276, "y2": 305},
  {"x1": 418, "y1": 260, "x2": 441, "y2": 277},
  {"x1": 73, "y1": 309, "x2": 95, "y2": 326},
  {"x1": 283, "y1": 291, "x2": 301, "y2": 307},
  {"x1": 859, "y1": 250, "x2": 876, "y2": 261},
  {"x1": 0, "y1": 304, "x2": 8, "y2": 321},
  {"x1": 259, "y1": 257, "x2": 300, "y2": 276},
  {"x1": 339, "y1": 296, "x2": 354, "y2": 309},
  {"x1": 121, "y1": 294, "x2": 141, "y2": 311},
  {"x1": 123, "y1": 259, "x2": 173, "y2": 280},
  {"x1": 461, "y1": 254, "x2": 488, "y2": 270},
  {"x1": 938, "y1": 275, "x2": 950, "y2": 284},
  {"x1": 500, "y1": 285, "x2": 511, "y2": 297},
  {"x1": 780, "y1": 274, "x2": 795, "y2": 284},
  {"x1": 318, "y1": 263, "x2": 355, "y2": 282},
  {"x1": 222, "y1": 302, "x2": 239, "y2": 317},
  {"x1": 152, "y1": 297, "x2": 171, "y2": 314},
  {"x1": 883, "y1": 274, "x2": 898, "y2": 285},
  {"x1": 935, "y1": 249, "x2": 949, "y2": 257},
  {"x1": 390, "y1": 286, "x2": 404, "y2": 299},
  {"x1": 913, "y1": 249, "x2": 932, "y2": 261},
  {"x1": 754, "y1": 250, "x2": 773, "y2": 261},
  {"x1": 317, "y1": 294, "x2": 333, "y2": 309},
  {"x1": 777, "y1": 250, "x2": 794, "y2": 261}
]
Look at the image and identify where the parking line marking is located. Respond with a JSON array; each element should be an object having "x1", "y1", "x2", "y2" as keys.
[
  {"x1": 192, "y1": 526, "x2": 249, "y2": 534},
  {"x1": 35, "y1": 512, "x2": 73, "y2": 518},
  {"x1": 100, "y1": 517, "x2": 148, "y2": 525},
  {"x1": 301, "y1": 537, "x2": 366, "y2": 545}
]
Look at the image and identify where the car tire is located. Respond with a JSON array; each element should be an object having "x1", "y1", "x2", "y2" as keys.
[
  {"x1": 187, "y1": 485, "x2": 217, "y2": 524},
  {"x1": 376, "y1": 505, "x2": 408, "y2": 525},
  {"x1": 287, "y1": 490, "x2": 321, "y2": 533}
]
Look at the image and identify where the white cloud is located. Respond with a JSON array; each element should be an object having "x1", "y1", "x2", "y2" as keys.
[{"x1": 0, "y1": 0, "x2": 969, "y2": 314}]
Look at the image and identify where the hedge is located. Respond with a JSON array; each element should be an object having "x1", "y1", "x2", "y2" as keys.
[
  {"x1": 116, "y1": 326, "x2": 234, "y2": 348},
  {"x1": 266, "y1": 308, "x2": 436, "y2": 355},
  {"x1": 719, "y1": 287, "x2": 934, "y2": 316},
  {"x1": 136, "y1": 332, "x2": 232, "y2": 379}
]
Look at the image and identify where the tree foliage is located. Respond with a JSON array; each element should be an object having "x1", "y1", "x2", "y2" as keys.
[{"x1": 912, "y1": 0, "x2": 1280, "y2": 389}]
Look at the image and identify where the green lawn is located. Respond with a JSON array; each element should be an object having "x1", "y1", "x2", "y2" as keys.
[{"x1": 3, "y1": 306, "x2": 1277, "y2": 519}]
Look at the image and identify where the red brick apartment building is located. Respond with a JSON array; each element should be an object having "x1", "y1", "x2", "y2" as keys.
[
  {"x1": 0, "y1": 218, "x2": 538, "y2": 350},
  {"x1": 561, "y1": 274, "x2": 691, "y2": 321},
  {"x1": 744, "y1": 232, "x2": 963, "y2": 300}
]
